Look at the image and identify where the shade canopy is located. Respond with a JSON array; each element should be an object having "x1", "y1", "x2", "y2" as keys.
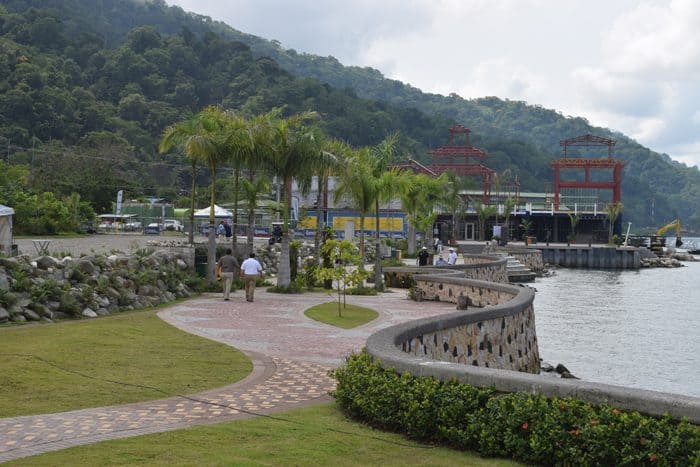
[{"x1": 193, "y1": 205, "x2": 232, "y2": 217}]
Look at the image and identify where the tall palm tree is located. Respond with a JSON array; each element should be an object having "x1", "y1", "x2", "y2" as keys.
[
  {"x1": 240, "y1": 175, "x2": 271, "y2": 254},
  {"x1": 333, "y1": 146, "x2": 374, "y2": 265},
  {"x1": 369, "y1": 134, "x2": 399, "y2": 289},
  {"x1": 314, "y1": 138, "x2": 345, "y2": 261},
  {"x1": 606, "y1": 201, "x2": 624, "y2": 244},
  {"x1": 219, "y1": 111, "x2": 254, "y2": 256},
  {"x1": 259, "y1": 109, "x2": 321, "y2": 288},
  {"x1": 159, "y1": 112, "x2": 211, "y2": 246},
  {"x1": 397, "y1": 172, "x2": 445, "y2": 253}
]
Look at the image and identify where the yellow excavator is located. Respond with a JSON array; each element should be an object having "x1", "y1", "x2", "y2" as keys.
[{"x1": 651, "y1": 219, "x2": 682, "y2": 255}]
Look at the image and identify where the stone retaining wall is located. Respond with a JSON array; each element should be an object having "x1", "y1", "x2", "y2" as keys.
[
  {"x1": 506, "y1": 248, "x2": 544, "y2": 273},
  {"x1": 0, "y1": 249, "x2": 196, "y2": 323},
  {"x1": 384, "y1": 255, "x2": 508, "y2": 288},
  {"x1": 367, "y1": 257, "x2": 700, "y2": 424}
]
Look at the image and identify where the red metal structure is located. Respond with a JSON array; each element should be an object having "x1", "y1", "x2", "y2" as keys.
[
  {"x1": 550, "y1": 134, "x2": 625, "y2": 210},
  {"x1": 395, "y1": 125, "x2": 515, "y2": 203}
]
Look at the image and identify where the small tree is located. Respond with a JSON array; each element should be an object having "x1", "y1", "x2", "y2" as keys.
[
  {"x1": 605, "y1": 201, "x2": 624, "y2": 245},
  {"x1": 567, "y1": 213, "x2": 580, "y2": 242},
  {"x1": 315, "y1": 239, "x2": 368, "y2": 317}
]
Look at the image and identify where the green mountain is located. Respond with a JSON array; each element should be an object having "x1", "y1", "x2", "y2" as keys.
[{"x1": 1, "y1": 0, "x2": 698, "y2": 231}]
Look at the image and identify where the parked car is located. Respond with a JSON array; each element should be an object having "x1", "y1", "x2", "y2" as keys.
[
  {"x1": 124, "y1": 221, "x2": 142, "y2": 232},
  {"x1": 144, "y1": 223, "x2": 161, "y2": 235},
  {"x1": 163, "y1": 219, "x2": 184, "y2": 231}
]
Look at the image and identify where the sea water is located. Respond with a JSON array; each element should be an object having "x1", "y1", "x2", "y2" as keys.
[{"x1": 533, "y1": 245, "x2": 700, "y2": 397}]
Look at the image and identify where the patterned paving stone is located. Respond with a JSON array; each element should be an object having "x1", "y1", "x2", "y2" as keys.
[{"x1": 0, "y1": 290, "x2": 454, "y2": 462}]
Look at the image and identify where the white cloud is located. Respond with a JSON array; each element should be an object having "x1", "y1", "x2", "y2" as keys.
[{"x1": 166, "y1": 0, "x2": 700, "y2": 167}]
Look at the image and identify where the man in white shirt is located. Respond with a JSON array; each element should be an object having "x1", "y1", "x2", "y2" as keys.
[
  {"x1": 447, "y1": 247, "x2": 458, "y2": 265},
  {"x1": 240, "y1": 252, "x2": 264, "y2": 302}
]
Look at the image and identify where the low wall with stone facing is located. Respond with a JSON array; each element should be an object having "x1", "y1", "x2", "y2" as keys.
[
  {"x1": 402, "y1": 298, "x2": 539, "y2": 373},
  {"x1": 384, "y1": 255, "x2": 508, "y2": 288},
  {"x1": 366, "y1": 270, "x2": 700, "y2": 424},
  {"x1": 507, "y1": 248, "x2": 544, "y2": 273}
]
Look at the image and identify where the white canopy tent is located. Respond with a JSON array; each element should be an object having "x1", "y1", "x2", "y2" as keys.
[
  {"x1": 0, "y1": 204, "x2": 15, "y2": 255},
  {"x1": 193, "y1": 205, "x2": 233, "y2": 218}
]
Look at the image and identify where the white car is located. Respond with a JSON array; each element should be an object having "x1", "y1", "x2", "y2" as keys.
[{"x1": 162, "y1": 219, "x2": 184, "y2": 232}]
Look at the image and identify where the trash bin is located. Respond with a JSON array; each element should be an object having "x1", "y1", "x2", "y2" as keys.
[
  {"x1": 396, "y1": 250, "x2": 402, "y2": 261},
  {"x1": 195, "y1": 262, "x2": 207, "y2": 278},
  {"x1": 390, "y1": 248, "x2": 397, "y2": 259}
]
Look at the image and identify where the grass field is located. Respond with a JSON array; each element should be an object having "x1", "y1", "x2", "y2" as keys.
[
  {"x1": 0, "y1": 306, "x2": 252, "y2": 417},
  {"x1": 7, "y1": 403, "x2": 521, "y2": 466},
  {"x1": 304, "y1": 301, "x2": 379, "y2": 329}
]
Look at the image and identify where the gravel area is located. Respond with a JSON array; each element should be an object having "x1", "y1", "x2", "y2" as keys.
[{"x1": 15, "y1": 233, "x2": 193, "y2": 257}]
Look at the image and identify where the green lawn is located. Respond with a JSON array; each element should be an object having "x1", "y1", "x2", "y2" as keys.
[
  {"x1": 0, "y1": 306, "x2": 252, "y2": 417},
  {"x1": 8, "y1": 403, "x2": 522, "y2": 466},
  {"x1": 304, "y1": 301, "x2": 379, "y2": 329}
]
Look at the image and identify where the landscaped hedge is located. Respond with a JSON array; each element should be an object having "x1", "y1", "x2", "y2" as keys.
[{"x1": 332, "y1": 350, "x2": 700, "y2": 466}]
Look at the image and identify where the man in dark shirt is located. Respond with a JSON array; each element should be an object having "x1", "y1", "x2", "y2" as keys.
[
  {"x1": 217, "y1": 248, "x2": 239, "y2": 301},
  {"x1": 417, "y1": 246, "x2": 430, "y2": 266}
]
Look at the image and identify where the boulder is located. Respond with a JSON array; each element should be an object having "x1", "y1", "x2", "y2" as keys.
[
  {"x1": 36, "y1": 256, "x2": 59, "y2": 270},
  {"x1": 0, "y1": 307, "x2": 9, "y2": 322},
  {"x1": 23, "y1": 309, "x2": 41, "y2": 321},
  {"x1": 82, "y1": 308, "x2": 97, "y2": 318},
  {"x1": 76, "y1": 259, "x2": 96, "y2": 276},
  {"x1": 10, "y1": 313, "x2": 26, "y2": 322}
]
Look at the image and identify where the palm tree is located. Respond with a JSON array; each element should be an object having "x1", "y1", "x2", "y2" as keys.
[
  {"x1": 476, "y1": 203, "x2": 497, "y2": 241},
  {"x1": 605, "y1": 201, "x2": 624, "y2": 245},
  {"x1": 159, "y1": 112, "x2": 211, "y2": 246},
  {"x1": 219, "y1": 111, "x2": 255, "y2": 256},
  {"x1": 369, "y1": 134, "x2": 399, "y2": 289},
  {"x1": 313, "y1": 138, "x2": 344, "y2": 261},
  {"x1": 240, "y1": 175, "x2": 271, "y2": 254},
  {"x1": 333, "y1": 146, "x2": 374, "y2": 265},
  {"x1": 259, "y1": 109, "x2": 321, "y2": 288},
  {"x1": 397, "y1": 172, "x2": 445, "y2": 253}
]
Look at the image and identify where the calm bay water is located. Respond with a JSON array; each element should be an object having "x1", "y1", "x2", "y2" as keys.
[{"x1": 532, "y1": 245, "x2": 700, "y2": 398}]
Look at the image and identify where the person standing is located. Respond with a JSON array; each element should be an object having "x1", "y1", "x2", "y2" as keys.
[
  {"x1": 240, "y1": 252, "x2": 264, "y2": 302},
  {"x1": 447, "y1": 247, "x2": 458, "y2": 265},
  {"x1": 417, "y1": 246, "x2": 430, "y2": 266},
  {"x1": 216, "y1": 221, "x2": 226, "y2": 239},
  {"x1": 217, "y1": 248, "x2": 239, "y2": 301}
]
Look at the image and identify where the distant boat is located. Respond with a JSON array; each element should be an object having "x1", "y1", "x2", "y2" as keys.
[{"x1": 685, "y1": 240, "x2": 700, "y2": 255}]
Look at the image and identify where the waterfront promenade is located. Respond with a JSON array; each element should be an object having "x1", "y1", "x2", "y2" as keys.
[{"x1": 0, "y1": 291, "x2": 456, "y2": 462}]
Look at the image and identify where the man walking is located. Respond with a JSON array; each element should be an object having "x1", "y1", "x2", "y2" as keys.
[
  {"x1": 217, "y1": 248, "x2": 239, "y2": 301},
  {"x1": 447, "y1": 247, "x2": 458, "y2": 265},
  {"x1": 417, "y1": 246, "x2": 430, "y2": 266},
  {"x1": 240, "y1": 252, "x2": 264, "y2": 302}
]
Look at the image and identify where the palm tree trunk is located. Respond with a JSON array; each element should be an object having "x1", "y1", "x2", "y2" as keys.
[
  {"x1": 408, "y1": 221, "x2": 416, "y2": 255},
  {"x1": 188, "y1": 163, "x2": 196, "y2": 245},
  {"x1": 374, "y1": 200, "x2": 382, "y2": 290},
  {"x1": 359, "y1": 215, "x2": 365, "y2": 270},
  {"x1": 277, "y1": 177, "x2": 293, "y2": 288},
  {"x1": 246, "y1": 170, "x2": 254, "y2": 255},
  {"x1": 314, "y1": 173, "x2": 324, "y2": 262},
  {"x1": 231, "y1": 166, "x2": 240, "y2": 256},
  {"x1": 207, "y1": 168, "x2": 217, "y2": 283}
]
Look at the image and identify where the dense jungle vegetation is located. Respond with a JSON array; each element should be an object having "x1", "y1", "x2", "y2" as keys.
[{"x1": 1, "y1": 0, "x2": 698, "y2": 232}]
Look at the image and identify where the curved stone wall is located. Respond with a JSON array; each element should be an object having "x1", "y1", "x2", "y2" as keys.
[
  {"x1": 384, "y1": 255, "x2": 508, "y2": 288},
  {"x1": 506, "y1": 248, "x2": 544, "y2": 273},
  {"x1": 368, "y1": 257, "x2": 700, "y2": 423}
]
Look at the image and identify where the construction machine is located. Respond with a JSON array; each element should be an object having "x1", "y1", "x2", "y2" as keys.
[{"x1": 650, "y1": 219, "x2": 682, "y2": 255}]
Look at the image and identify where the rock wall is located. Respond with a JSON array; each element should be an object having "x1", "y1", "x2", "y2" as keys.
[
  {"x1": 384, "y1": 255, "x2": 508, "y2": 288},
  {"x1": 402, "y1": 304, "x2": 539, "y2": 373},
  {"x1": 0, "y1": 249, "x2": 195, "y2": 323}
]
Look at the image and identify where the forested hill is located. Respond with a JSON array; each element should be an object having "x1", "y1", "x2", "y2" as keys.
[{"x1": 1, "y1": 0, "x2": 699, "y2": 230}]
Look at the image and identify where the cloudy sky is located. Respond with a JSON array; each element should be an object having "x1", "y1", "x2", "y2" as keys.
[{"x1": 167, "y1": 0, "x2": 700, "y2": 168}]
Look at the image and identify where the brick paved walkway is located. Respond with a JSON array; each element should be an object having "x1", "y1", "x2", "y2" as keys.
[{"x1": 0, "y1": 289, "x2": 455, "y2": 462}]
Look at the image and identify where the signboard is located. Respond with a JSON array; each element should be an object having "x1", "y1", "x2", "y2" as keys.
[{"x1": 115, "y1": 190, "x2": 124, "y2": 215}]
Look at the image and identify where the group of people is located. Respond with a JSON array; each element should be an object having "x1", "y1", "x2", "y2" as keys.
[
  {"x1": 217, "y1": 249, "x2": 264, "y2": 302},
  {"x1": 216, "y1": 220, "x2": 232, "y2": 239},
  {"x1": 417, "y1": 245, "x2": 458, "y2": 266}
]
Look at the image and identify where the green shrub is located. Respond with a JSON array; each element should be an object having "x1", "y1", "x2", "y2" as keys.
[
  {"x1": 332, "y1": 350, "x2": 700, "y2": 466},
  {"x1": 58, "y1": 292, "x2": 81, "y2": 316},
  {"x1": 31, "y1": 278, "x2": 62, "y2": 303},
  {"x1": 346, "y1": 286, "x2": 378, "y2": 296},
  {"x1": 0, "y1": 289, "x2": 18, "y2": 308},
  {"x1": 10, "y1": 268, "x2": 31, "y2": 292}
]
